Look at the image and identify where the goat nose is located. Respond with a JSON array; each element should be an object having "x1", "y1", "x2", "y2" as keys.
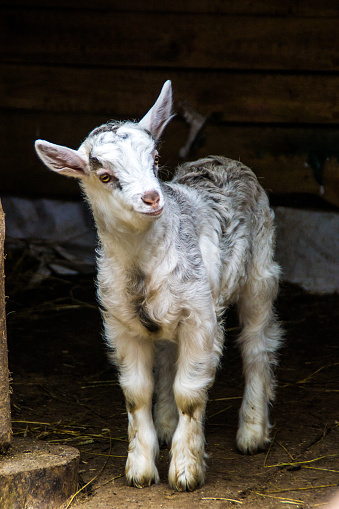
[{"x1": 141, "y1": 190, "x2": 160, "y2": 209}]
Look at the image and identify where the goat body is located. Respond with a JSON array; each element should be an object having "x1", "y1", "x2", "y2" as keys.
[{"x1": 35, "y1": 81, "x2": 282, "y2": 491}]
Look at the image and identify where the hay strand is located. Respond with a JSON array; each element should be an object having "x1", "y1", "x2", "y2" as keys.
[
  {"x1": 255, "y1": 493, "x2": 303, "y2": 505},
  {"x1": 265, "y1": 454, "x2": 339, "y2": 469},
  {"x1": 208, "y1": 405, "x2": 232, "y2": 419},
  {"x1": 202, "y1": 497, "x2": 243, "y2": 504},
  {"x1": 266, "y1": 484, "x2": 338, "y2": 494},
  {"x1": 12, "y1": 419, "x2": 128, "y2": 444},
  {"x1": 62, "y1": 429, "x2": 115, "y2": 509}
]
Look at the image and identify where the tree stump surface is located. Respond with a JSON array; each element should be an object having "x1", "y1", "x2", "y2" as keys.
[{"x1": 0, "y1": 437, "x2": 80, "y2": 509}]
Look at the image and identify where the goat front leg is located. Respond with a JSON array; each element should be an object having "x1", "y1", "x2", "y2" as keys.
[
  {"x1": 112, "y1": 332, "x2": 159, "y2": 488},
  {"x1": 169, "y1": 316, "x2": 221, "y2": 491}
]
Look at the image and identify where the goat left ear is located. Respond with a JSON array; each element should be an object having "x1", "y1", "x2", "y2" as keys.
[
  {"x1": 35, "y1": 140, "x2": 88, "y2": 179},
  {"x1": 139, "y1": 80, "x2": 174, "y2": 141}
]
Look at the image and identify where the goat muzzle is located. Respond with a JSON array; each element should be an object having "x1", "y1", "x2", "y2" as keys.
[{"x1": 141, "y1": 190, "x2": 161, "y2": 210}]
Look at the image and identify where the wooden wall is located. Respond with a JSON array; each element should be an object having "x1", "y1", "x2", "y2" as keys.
[{"x1": 1, "y1": 0, "x2": 339, "y2": 205}]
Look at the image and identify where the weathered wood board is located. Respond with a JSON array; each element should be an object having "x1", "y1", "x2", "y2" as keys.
[
  {"x1": 0, "y1": 1, "x2": 338, "y2": 204},
  {"x1": 4, "y1": 0, "x2": 339, "y2": 17},
  {"x1": 2, "y1": 66, "x2": 339, "y2": 124},
  {"x1": 1, "y1": 9, "x2": 339, "y2": 71},
  {"x1": 1, "y1": 110, "x2": 338, "y2": 202},
  {"x1": 0, "y1": 201, "x2": 11, "y2": 454}
]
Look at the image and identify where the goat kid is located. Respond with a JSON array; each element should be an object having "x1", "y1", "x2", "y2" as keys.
[{"x1": 35, "y1": 81, "x2": 282, "y2": 492}]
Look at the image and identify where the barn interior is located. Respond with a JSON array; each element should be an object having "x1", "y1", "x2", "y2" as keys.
[{"x1": 0, "y1": 1, "x2": 338, "y2": 508}]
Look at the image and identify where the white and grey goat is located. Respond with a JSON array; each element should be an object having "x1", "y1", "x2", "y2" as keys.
[{"x1": 35, "y1": 81, "x2": 282, "y2": 491}]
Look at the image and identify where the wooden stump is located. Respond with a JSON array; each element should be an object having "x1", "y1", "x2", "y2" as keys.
[
  {"x1": 0, "y1": 438, "x2": 80, "y2": 509},
  {"x1": 0, "y1": 200, "x2": 12, "y2": 453}
]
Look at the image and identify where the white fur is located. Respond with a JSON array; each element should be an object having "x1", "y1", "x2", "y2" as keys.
[{"x1": 34, "y1": 80, "x2": 283, "y2": 491}]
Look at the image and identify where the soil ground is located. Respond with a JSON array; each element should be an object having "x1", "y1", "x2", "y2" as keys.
[{"x1": 4, "y1": 245, "x2": 339, "y2": 509}]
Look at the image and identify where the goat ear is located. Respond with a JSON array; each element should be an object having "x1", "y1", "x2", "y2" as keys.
[
  {"x1": 139, "y1": 80, "x2": 174, "y2": 140},
  {"x1": 35, "y1": 140, "x2": 88, "y2": 179}
]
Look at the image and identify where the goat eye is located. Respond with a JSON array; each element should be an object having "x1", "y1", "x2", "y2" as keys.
[
  {"x1": 99, "y1": 173, "x2": 112, "y2": 183},
  {"x1": 154, "y1": 155, "x2": 160, "y2": 165}
]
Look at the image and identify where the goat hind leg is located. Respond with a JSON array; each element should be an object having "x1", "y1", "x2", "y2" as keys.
[
  {"x1": 154, "y1": 341, "x2": 179, "y2": 447},
  {"x1": 236, "y1": 276, "x2": 282, "y2": 454}
]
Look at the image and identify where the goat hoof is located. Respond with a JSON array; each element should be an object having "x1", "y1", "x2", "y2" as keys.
[
  {"x1": 125, "y1": 459, "x2": 160, "y2": 488},
  {"x1": 126, "y1": 472, "x2": 160, "y2": 489},
  {"x1": 169, "y1": 470, "x2": 204, "y2": 492},
  {"x1": 168, "y1": 461, "x2": 205, "y2": 492},
  {"x1": 236, "y1": 423, "x2": 270, "y2": 455},
  {"x1": 126, "y1": 475, "x2": 160, "y2": 489}
]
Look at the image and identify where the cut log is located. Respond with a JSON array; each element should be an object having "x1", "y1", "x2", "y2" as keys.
[{"x1": 0, "y1": 438, "x2": 79, "y2": 509}]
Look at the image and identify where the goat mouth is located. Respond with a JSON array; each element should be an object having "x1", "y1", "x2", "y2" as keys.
[{"x1": 141, "y1": 207, "x2": 164, "y2": 217}]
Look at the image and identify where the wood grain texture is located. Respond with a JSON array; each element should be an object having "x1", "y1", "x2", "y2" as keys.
[
  {"x1": 0, "y1": 438, "x2": 79, "y2": 508},
  {"x1": 1, "y1": 1, "x2": 339, "y2": 205},
  {"x1": 1, "y1": 8, "x2": 339, "y2": 71},
  {"x1": 0, "y1": 202, "x2": 12, "y2": 453},
  {"x1": 4, "y1": 0, "x2": 339, "y2": 17},
  {"x1": 2, "y1": 65, "x2": 339, "y2": 124},
  {"x1": 2, "y1": 111, "x2": 338, "y2": 198}
]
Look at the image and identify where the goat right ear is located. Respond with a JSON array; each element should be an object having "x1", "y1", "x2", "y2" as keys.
[
  {"x1": 35, "y1": 140, "x2": 88, "y2": 179},
  {"x1": 139, "y1": 80, "x2": 174, "y2": 141}
]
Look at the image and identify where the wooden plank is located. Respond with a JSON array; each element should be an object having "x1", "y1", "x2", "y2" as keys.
[
  {"x1": 2, "y1": 111, "x2": 339, "y2": 198},
  {"x1": 1, "y1": 9, "x2": 339, "y2": 71},
  {"x1": 0, "y1": 111, "x2": 101, "y2": 198},
  {"x1": 2, "y1": 65, "x2": 339, "y2": 124},
  {"x1": 192, "y1": 122, "x2": 337, "y2": 198},
  {"x1": 4, "y1": 0, "x2": 339, "y2": 17},
  {"x1": 0, "y1": 201, "x2": 12, "y2": 454},
  {"x1": 323, "y1": 157, "x2": 339, "y2": 208}
]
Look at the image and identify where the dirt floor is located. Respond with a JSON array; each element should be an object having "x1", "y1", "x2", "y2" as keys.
[{"x1": 4, "y1": 244, "x2": 339, "y2": 509}]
